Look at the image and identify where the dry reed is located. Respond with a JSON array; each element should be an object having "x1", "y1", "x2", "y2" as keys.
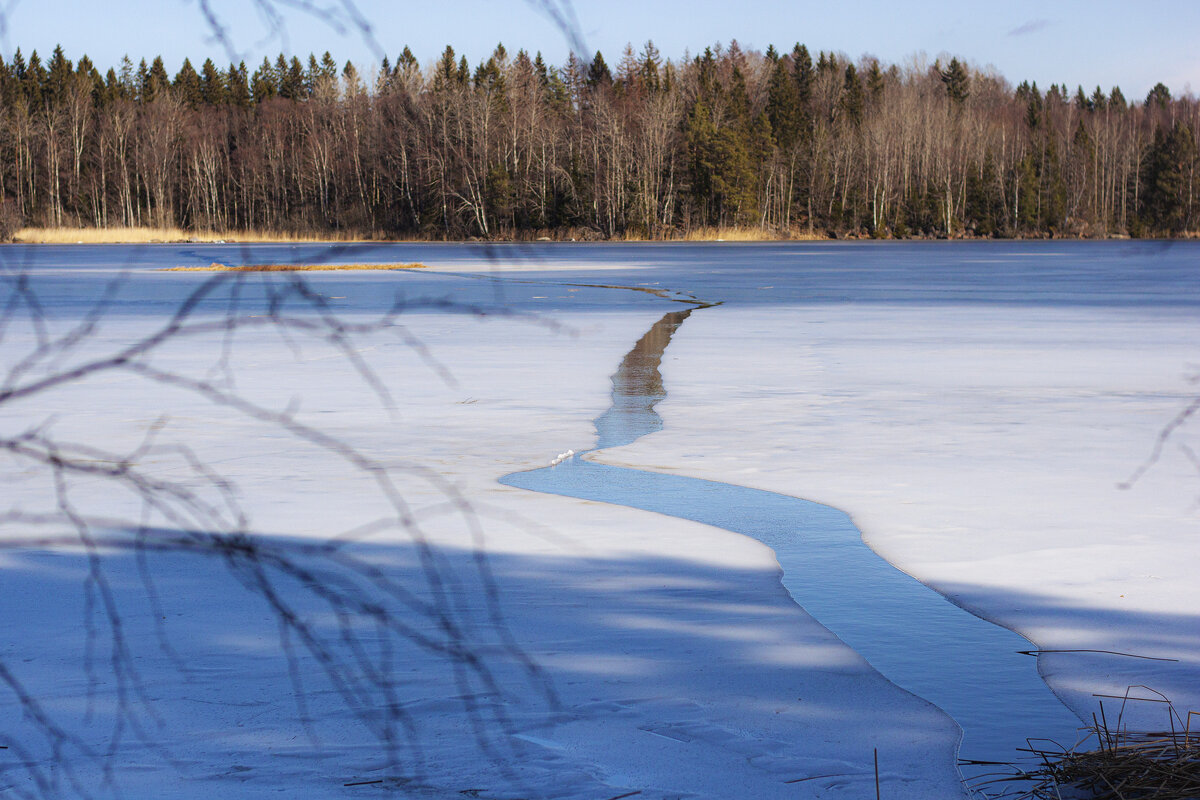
[
  {"x1": 980, "y1": 690, "x2": 1199, "y2": 799},
  {"x1": 677, "y1": 226, "x2": 830, "y2": 242},
  {"x1": 12, "y1": 227, "x2": 375, "y2": 244}
]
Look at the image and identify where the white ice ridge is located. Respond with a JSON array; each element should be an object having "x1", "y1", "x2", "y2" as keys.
[{"x1": 550, "y1": 449, "x2": 575, "y2": 466}]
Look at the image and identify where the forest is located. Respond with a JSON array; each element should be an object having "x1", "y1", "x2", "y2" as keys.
[{"x1": 0, "y1": 40, "x2": 1196, "y2": 240}]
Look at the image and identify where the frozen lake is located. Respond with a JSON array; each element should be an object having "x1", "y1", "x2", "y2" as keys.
[{"x1": 2, "y1": 241, "x2": 1198, "y2": 799}]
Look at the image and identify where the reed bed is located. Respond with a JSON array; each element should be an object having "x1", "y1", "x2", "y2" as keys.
[
  {"x1": 676, "y1": 226, "x2": 829, "y2": 242},
  {"x1": 979, "y1": 690, "x2": 1199, "y2": 800},
  {"x1": 12, "y1": 227, "x2": 373, "y2": 244},
  {"x1": 163, "y1": 262, "x2": 426, "y2": 272}
]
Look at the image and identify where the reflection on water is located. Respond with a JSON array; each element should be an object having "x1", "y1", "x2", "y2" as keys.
[
  {"x1": 593, "y1": 309, "x2": 692, "y2": 450},
  {"x1": 503, "y1": 307, "x2": 1083, "y2": 794}
]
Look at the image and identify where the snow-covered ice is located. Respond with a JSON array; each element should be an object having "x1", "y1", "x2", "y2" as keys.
[{"x1": 1, "y1": 242, "x2": 1197, "y2": 799}]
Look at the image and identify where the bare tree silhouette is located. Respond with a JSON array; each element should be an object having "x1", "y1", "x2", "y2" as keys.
[{"x1": 0, "y1": 249, "x2": 560, "y2": 798}]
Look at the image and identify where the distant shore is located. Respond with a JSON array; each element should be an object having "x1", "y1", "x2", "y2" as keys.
[{"x1": 9, "y1": 225, "x2": 1195, "y2": 245}]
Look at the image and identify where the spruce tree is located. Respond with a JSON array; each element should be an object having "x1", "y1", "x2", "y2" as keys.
[
  {"x1": 840, "y1": 63, "x2": 864, "y2": 125},
  {"x1": 25, "y1": 50, "x2": 46, "y2": 106},
  {"x1": 117, "y1": 55, "x2": 135, "y2": 99},
  {"x1": 1109, "y1": 86, "x2": 1127, "y2": 111},
  {"x1": 200, "y1": 58, "x2": 226, "y2": 105},
  {"x1": 766, "y1": 55, "x2": 800, "y2": 149},
  {"x1": 586, "y1": 50, "x2": 612, "y2": 90},
  {"x1": 147, "y1": 56, "x2": 170, "y2": 101},
  {"x1": 228, "y1": 62, "x2": 251, "y2": 108},
  {"x1": 638, "y1": 41, "x2": 661, "y2": 92},
  {"x1": 46, "y1": 44, "x2": 73, "y2": 103},
  {"x1": 939, "y1": 57, "x2": 969, "y2": 105},
  {"x1": 174, "y1": 58, "x2": 203, "y2": 107},
  {"x1": 251, "y1": 56, "x2": 277, "y2": 102},
  {"x1": 1145, "y1": 82, "x2": 1171, "y2": 110}
]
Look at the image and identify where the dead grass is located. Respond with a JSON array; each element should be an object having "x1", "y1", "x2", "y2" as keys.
[
  {"x1": 12, "y1": 227, "x2": 373, "y2": 244},
  {"x1": 163, "y1": 262, "x2": 426, "y2": 272},
  {"x1": 676, "y1": 226, "x2": 829, "y2": 242},
  {"x1": 981, "y1": 690, "x2": 1199, "y2": 799}
]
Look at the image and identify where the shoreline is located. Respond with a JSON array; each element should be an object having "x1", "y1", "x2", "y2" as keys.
[{"x1": 11, "y1": 225, "x2": 1195, "y2": 246}]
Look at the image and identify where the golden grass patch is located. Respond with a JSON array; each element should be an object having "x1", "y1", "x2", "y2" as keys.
[
  {"x1": 12, "y1": 227, "x2": 375, "y2": 244},
  {"x1": 676, "y1": 226, "x2": 830, "y2": 242}
]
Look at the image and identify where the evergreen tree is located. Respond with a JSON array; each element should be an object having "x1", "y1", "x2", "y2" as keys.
[
  {"x1": 280, "y1": 56, "x2": 305, "y2": 99},
  {"x1": 117, "y1": 55, "x2": 136, "y2": 99},
  {"x1": 939, "y1": 57, "x2": 969, "y2": 105},
  {"x1": 434, "y1": 46, "x2": 457, "y2": 91},
  {"x1": 101, "y1": 67, "x2": 121, "y2": 105},
  {"x1": 174, "y1": 58, "x2": 203, "y2": 107},
  {"x1": 1139, "y1": 122, "x2": 1196, "y2": 233},
  {"x1": 766, "y1": 54, "x2": 801, "y2": 149},
  {"x1": 46, "y1": 44, "x2": 73, "y2": 103},
  {"x1": 1145, "y1": 82, "x2": 1171, "y2": 110},
  {"x1": 638, "y1": 41, "x2": 661, "y2": 91},
  {"x1": 840, "y1": 63, "x2": 864, "y2": 125},
  {"x1": 199, "y1": 58, "x2": 226, "y2": 105},
  {"x1": 1109, "y1": 86, "x2": 1127, "y2": 111},
  {"x1": 146, "y1": 56, "x2": 170, "y2": 101},
  {"x1": 251, "y1": 56, "x2": 277, "y2": 102},
  {"x1": 791, "y1": 44, "x2": 813, "y2": 107},
  {"x1": 228, "y1": 62, "x2": 251, "y2": 107},
  {"x1": 320, "y1": 52, "x2": 338, "y2": 82},
  {"x1": 398, "y1": 46, "x2": 418, "y2": 72},
  {"x1": 1074, "y1": 85, "x2": 1091, "y2": 112},
  {"x1": 586, "y1": 50, "x2": 612, "y2": 90},
  {"x1": 25, "y1": 50, "x2": 46, "y2": 106},
  {"x1": 135, "y1": 58, "x2": 150, "y2": 102},
  {"x1": 866, "y1": 59, "x2": 885, "y2": 105},
  {"x1": 0, "y1": 56, "x2": 16, "y2": 107}
]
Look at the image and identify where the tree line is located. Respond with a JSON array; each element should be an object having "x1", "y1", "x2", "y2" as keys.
[{"x1": 1, "y1": 41, "x2": 1197, "y2": 239}]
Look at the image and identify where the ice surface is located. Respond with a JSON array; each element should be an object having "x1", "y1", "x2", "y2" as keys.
[{"x1": 1, "y1": 242, "x2": 1197, "y2": 798}]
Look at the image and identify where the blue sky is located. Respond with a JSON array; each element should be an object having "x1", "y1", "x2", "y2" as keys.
[{"x1": 2, "y1": 0, "x2": 1197, "y2": 99}]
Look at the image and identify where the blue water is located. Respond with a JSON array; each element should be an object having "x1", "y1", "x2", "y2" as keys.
[{"x1": 500, "y1": 306, "x2": 1084, "y2": 791}]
